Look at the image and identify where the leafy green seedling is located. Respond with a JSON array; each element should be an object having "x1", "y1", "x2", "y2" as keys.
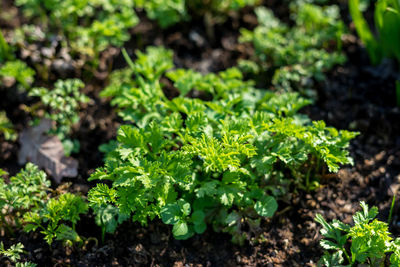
[
  {"x1": 239, "y1": 2, "x2": 345, "y2": 95},
  {"x1": 24, "y1": 192, "x2": 88, "y2": 245},
  {"x1": 29, "y1": 78, "x2": 90, "y2": 155},
  {"x1": 0, "y1": 111, "x2": 17, "y2": 141},
  {"x1": 315, "y1": 201, "x2": 400, "y2": 266},
  {"x1": 0, "y1": 61, "x2": 35, "y2": 89},
  {"x1": 0, "y1": 242, "x2": 37, "y2": 267},
  {"x1": 88, "y1": 183, "x2": 128, "y2": 243},
  {"x1": 0, "y1": 163, "x2": 50, "y2": 235}
]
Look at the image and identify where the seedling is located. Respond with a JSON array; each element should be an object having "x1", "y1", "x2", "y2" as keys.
[
  {"x1": 0, "y1": 111, "x2": 17, "y2": 141},
  {"x1": 0, "y1": 163, "x2": 88, "y2": 246},
  {"x1": 0, "y1": 163, "x2": 50, "y2": 235},
  {"x1": 29, "y1": 78, "x2": 90, "y2": 155},
  {"x1": 239, "y1": 2, "x2": 345, "y2": 95},
  {"x1": 0, "y1": 61, "x2": 35, "y2": 89},
  {"x1": 24, "y1": 192, "x2": 88, "y2": 245},
  {"x1": 0, "y1": 242, "x2": 37, "y2": 267},
  {"x1": 315, "y1": 201, "x2": 400, "y2": 266}
]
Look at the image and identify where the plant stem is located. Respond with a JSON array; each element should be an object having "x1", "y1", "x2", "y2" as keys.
[
  {"x1": 388, "y1": 195, "x2": 396, "y2": 225},
  {"x1": 122, "y1": 48, "x2": 135, "y2": 70}
]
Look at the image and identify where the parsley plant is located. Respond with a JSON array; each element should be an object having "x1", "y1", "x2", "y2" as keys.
[
  {"x1": 88, "y1": 46, "x2": 357, "y2": 243},
  {"x1": 316, "y1": 201, "x2": 400, "y2": 266}
]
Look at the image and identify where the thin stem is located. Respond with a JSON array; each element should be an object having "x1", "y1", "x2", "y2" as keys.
[
  {"x1": 388, "y1": 195, "x2": 396, "y2": 225},
  {"x1": 342, "y1": 248, "x2": 351, "y2": 265},
  {"x1": 122, "y1": 48, "x2": 135, "y2": 70}
]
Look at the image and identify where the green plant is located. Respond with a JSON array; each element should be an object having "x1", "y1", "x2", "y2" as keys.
[
  {"x1": 349, "y1": 0, "x2": 400, "y2": 106},
  {"x1": 24, "y1": 192, "x2": 88, "y2": 245},
  {"x1": 136, "y1": 0, "x2": 259, "y2": 29},
  {"x1": 315, "y1": 201, "x2": 400, "y2": 266},
  {"x1": 88, "y1": 46, "x2": 357, "y2": 243},
  {"x1": 0, "y1": 111, "x2": 17, "y2": 141},
  {"x1": 0, "y1": 30, "x2": 12, "y2": 62},
  {"x1": 88, "y1": 193, "x2": 129, "y2": 243},
  {"x1": 0, "y1": 163, "x2": 88, "y2": 246},
  {"x1": 14, "y1": 0, "x2": 139, "y2": 65},
  {"x1": 0, "y1": 163, "x2": 50, "y2": 235},
  {"x1": 0, "y1": 61, "x2": 35, "y2": 89},
  {"x1": 135, "y1": 0, "x2": 187, "y2": 28},
  {"x1": 0, "y1": 30, "x2": 35, "y2": 89},
  {"x1": 0, "y1": 242, "x2": 37, "y2": 267},
  {"x1": 239, "y1": 2, "x2": 345, "y2": 95},
  {"x1": 349, "y1": 0, "x2": 400, "y2": 65},
  {"x1": 29, "y1": 78, "x2": 90, "y2": 155}
]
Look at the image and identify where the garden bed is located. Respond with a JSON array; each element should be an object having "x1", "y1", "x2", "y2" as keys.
[{"x1": 1, "y1": 0, "x2": 399, "y2": 266}]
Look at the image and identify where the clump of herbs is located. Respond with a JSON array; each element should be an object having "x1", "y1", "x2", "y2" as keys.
[
  {"x1": 88, "y1": 46, "x2": 358, "y2": 244},
  {"x1": 315, "y1": 201, "x2": 400, "y2": 266},
  {"x1": 0, "y1": 164, "x2": 88, "y2": 246},
  {"x1": 14, "y1": 0, "x2": 139, "y2": 67},
  {"x1": 239, "y1": 1, "x2": 346, "y2": 97},
  {"x1": 0, "y1": 164, "x2": 50, "y2": 235},
  {"x1": 24, "y1": 192, "x2": 88, "y2": 245}
]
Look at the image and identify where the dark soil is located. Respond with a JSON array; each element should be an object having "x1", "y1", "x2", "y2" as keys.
[{"x1": 1, "y1": 0, "x2": 400, "y2": 266}]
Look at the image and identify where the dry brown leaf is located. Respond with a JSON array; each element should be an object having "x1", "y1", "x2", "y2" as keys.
[{"x1": 18, "y1": 119, "x2": 78, "y2": 183}]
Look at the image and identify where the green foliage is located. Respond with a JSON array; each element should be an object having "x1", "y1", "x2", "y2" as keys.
[
  {"x1": 0, "y1": 30, "x2": 11, "y2": 62},
  {"x1": 24, "y1": 193, "x2": 88, "y2": 245},
  {"x1": 0, "y1": 163, "x2": 87, "y2": 246},
  {"x1": 0, "y1": 30, "x2": 35, "y2": 90},
  {"x1": 349, "y1": 0, "x2": 400, "y2": 65},
  {"x1": 0, "y1": 242, "x2": 25, "y2": 263},
  {"x1": 0, "y1": 163, "x2": 50, "y2": 234},
  {"x1": 136, "y1": 0, "x2": 187, "y2": 28},
  {"x1": 239, "y1": 2, "x2": 345, "y2": 94},
  {"x1": 349, "y1": 0, "x2": 400, "y2": 107},
  {"x1": 88, "y1": 46, "x2": 357, "y2": 243},
  {"x1": 15, "y1": 0, "x2": 139, "y2": 64},
  {"x1": 0, "y1": 61, "x2": 35, "y2": 89},
  {"x1": 0, "y1": 242, "x2": 37, "y2": 266},
  {"x1": 88, "y1": 184, "x2": 129, "y2": 242},
  {"x1": 315, "y1": 201, "x2": 400, "y2": 266},
  {"x1": 0, "y1": 111, "x2": 17, "y2": 141},
  {"x1": 136, "y1": 0, "x2": 259, "y2": 28},
  {"x1": 29, "y1": 79, "x2": 90, "y2": 155}
]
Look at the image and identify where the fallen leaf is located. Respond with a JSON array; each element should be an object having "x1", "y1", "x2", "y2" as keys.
[{"x1": 18, "y1": 119, "x2": 78, "y2": 183}]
